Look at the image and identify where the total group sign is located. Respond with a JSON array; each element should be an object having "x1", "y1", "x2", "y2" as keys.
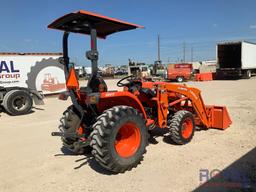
[{"x1": 0, "y1": 54, "x2": 66, "y2": 95}]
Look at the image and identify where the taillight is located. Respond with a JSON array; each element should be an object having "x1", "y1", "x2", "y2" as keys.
[{"x1": 98, "y1": 84, "x2": 105, "y2": 92}]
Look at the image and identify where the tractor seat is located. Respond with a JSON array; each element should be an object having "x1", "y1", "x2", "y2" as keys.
[
  {"x1": 87, "y1": 74, "x2": 108, "y2": 92},
  {"x1": 140, "y1": 88, "x2": 156, "y2": 98}
]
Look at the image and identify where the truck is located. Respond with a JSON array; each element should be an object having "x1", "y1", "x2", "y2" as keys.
[
  {"x1": 167, "y1": 63, "x2": 193, "y2": 82},
  {"x1": 0, "y1": 52, "x2": 66, "y2": 115},
  {"x1": 216, "y1": 41, "x2": 256, "y2": 79},
  {"x1": 128, "y1": 60, "x2": 149, "y2": 78},
  {"x1": 74, "y1": 65, "x2": 87, "y2": 78}
]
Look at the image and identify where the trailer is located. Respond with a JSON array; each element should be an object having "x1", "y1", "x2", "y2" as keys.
[
  {"x1": 216, "y1": 41, "x2": 256, "y2": 79},
  {"x1": 167, "y1": 63, "x2": 193, "y2": 82},
  {"x1": 0, "y1": 52, "x2": 66, "y2": 115}
]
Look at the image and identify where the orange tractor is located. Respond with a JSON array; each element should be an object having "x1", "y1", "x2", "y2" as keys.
[{"x1": 50, "y1": 10, "x2": 232, "y2": 173}]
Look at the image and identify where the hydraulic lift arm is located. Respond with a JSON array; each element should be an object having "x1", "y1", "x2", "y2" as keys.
[{"x1": 162, "y1": 83, "x2": 231, "y2": 129}]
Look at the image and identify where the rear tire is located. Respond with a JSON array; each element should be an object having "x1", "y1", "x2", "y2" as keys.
[
  {"x1": 59, "y1": 106, "x2": 90, "y2": 154},
  {"x1": 168, "y1": 110, "x2": 195, "y2": 145},
  {"x1": 243, "y1": 70, "x2": 251, "y2": 79},
  {"x1": 3, "y1": 90, "x2": 33, "y2": 116},
  {"x1": 90, "y1": 106, "x2": 148, "y2": 173}
]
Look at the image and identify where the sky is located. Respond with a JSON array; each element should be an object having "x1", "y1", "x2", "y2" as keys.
[{"x1": 0, "y1": 0, "x2": 256, "y2": 66}]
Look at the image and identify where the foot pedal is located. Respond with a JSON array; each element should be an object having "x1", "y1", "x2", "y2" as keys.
[{"x1": 51, "y1": 132, "x2": 64, "y2": 136}]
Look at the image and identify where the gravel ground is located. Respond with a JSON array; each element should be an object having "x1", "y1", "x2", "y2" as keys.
[{"x1": 0, "y1": 78, "x2": 256, "y2": 192}]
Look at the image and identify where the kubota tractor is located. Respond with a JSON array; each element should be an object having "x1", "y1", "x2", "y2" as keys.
[{"x1": 49, "y1": 10, "x2": 232, "y2": 173}]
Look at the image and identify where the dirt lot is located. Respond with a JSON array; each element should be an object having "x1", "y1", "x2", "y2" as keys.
[{"x1": 0, "y1": 78, "x2": 256, "y2": 192}]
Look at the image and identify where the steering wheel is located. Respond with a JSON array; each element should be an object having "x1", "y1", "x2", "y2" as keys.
[{"x1": 117, "y1": 75, "x2": 135, "y2": 87}]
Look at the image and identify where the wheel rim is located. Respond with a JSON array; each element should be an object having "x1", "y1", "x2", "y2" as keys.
[
  {"x1": 248, "y1": 71, "x2": 251, "y2": 78},
  {"x1": 181, "y1": 118, "x2": 193, "y2": 139},
  {"x1": 177, "y1": 77, "x2": 183, "y2": 82},
  {"x1": 77, "y1": 126, "x2": 84, "y2": 135},
  {"x1": 12, "y1": 96, "x2": 28, "y2": 111},
  {"x1": 115, "y1": 122, "x2": 141, "y2": 158}
]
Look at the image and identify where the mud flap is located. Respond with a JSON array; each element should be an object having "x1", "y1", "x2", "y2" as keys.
[
  {"x1": 30, "y1": 90, "x2": 44, "y2": 105},
  {"x1": 207, "y1": 106, "x2": 232, "y2": 129}
]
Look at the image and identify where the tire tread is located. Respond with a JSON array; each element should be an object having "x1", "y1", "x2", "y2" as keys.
[{"x1": 90, "y1": 105, "x2": 148, "y2": 173}]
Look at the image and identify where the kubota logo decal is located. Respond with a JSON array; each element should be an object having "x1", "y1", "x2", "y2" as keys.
[{"x1": 0, "y1": 61, "x2": 21, "y2": 79}]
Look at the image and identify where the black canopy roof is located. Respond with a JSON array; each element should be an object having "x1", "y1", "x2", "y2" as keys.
[{"x1": 48, "y1": 10, "x2": 144, "y2": 39}]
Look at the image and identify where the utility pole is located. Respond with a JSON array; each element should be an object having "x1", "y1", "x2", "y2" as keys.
[
  {"x1": 153, "y1": 34, "x2": 161, "y2": 75},
  {"x1": 183, "y1": 42, "x2": 186, "y2": 63},
  {"x1": 157, "y1": 34, "x2": 161, "y2": 62}
]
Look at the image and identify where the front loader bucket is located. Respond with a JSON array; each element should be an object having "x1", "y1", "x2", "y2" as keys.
[{"x1": 207, "y1": 106, "x2": 232, "y2": 130}]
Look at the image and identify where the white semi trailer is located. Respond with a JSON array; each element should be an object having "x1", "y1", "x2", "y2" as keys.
[
  {"x1": 0, "y1": 52, "x2": 66, "y2": 115},
  {"x1": 216, "y1": 41, "x2": 256, "y2": 79}
]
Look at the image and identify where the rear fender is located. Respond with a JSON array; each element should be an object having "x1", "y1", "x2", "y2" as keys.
[{"x1": 97, "y1": 91, "x2": 147, "y2": 119}]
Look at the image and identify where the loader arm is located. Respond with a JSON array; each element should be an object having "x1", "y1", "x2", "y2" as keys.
[{"x1": 163, "y1": 84, "x2": 211, "y2": 128}]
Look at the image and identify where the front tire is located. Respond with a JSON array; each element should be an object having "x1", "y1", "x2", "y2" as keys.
[
  {"x1": 90, "y1": 106, "x2": 148, "y2": 173},
  {"x1": 168, "y1": 110, "x2": 195, "y2": 145}
]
